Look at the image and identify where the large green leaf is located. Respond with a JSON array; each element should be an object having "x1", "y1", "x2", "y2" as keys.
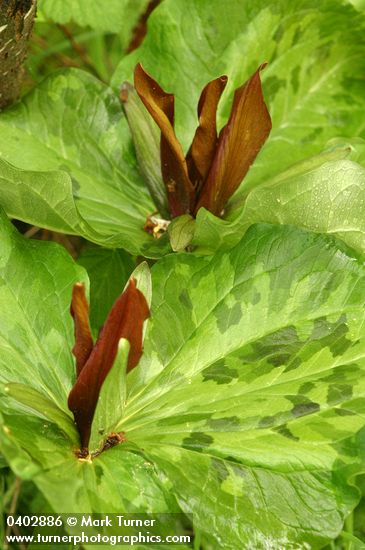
[
  {"x1": 1, "y1": 207, "x2": 365, "y2": 547},
  {"x1": 192, "y1": 154, "x2": 365, "y2": 255},
  {"x1": 0, "y1": 69, "x2": 171, "y2": 258},
  {"x1": 38, "y1": 0, "x2": 150, "y2": 34}
]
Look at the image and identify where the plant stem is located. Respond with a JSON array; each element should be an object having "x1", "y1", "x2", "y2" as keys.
[
  {"x1": 57, "y1": 24, "x2": 102, "y2": 80},
  {"x1": 4, "y1": 477, "x2": 22, "y2": 550}
]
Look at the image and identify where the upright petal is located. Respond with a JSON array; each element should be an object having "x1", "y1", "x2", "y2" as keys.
[
  {"x1": 195, "y1": 64, "x2": 272, "y2": 216},
  {"x1": 70, "y1": 283, "x2": 94, "y2": 376},
  {"x1": 134, "y1": 63, "x2": 194, "y2": 217},
  {"x1": 186, "y1": 75, "x2": 227, "y2": 195},
  {"x1": 68, "y1": 278, "x2": 150, "y2": 452}
]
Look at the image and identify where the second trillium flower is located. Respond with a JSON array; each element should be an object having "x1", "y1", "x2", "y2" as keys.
[
  {"x1": 68, "y1": 277, "x2": 150, "y2": 457},
  {"x1": 121, "y1": 63, "x2": 272, "y2": 220}
]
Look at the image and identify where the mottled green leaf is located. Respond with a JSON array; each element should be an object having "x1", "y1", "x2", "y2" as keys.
[
  {"x1": 192, "y1": 156, "x2": 365, "y2": 256},
  {"x1": 121, "y1": 224, "x2": 365, "y2": 548},
  {"x1": 0, "y1": 69, "x2": 171, "y2": 258}
]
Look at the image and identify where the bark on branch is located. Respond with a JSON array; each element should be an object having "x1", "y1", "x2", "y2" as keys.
[{"x1": 0, "y1": 0, "x2": 36, "y2": 109}]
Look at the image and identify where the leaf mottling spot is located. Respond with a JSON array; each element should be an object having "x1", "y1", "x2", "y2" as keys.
[
  {"x1": 292, "y1": 26, "x2": 303, "y2": 45},
  {"x1": 273, "y1": 424, "x2": 300, "y2": 441},
  {"x1": 94, "y1": 465, "x2": 103, "y2": 484},
  {"x1": 334, "y1": 407, "x2": 356, "y2": 416},
  {"x1": 258, "y1": 415, "x2": 277, "y2": 428},
  {"x1": 179, "y1": 289, "x2": 193, "y2": 310},
  {"x1": 283, "y1": 357, "x2": 303, "y2": 373},
  {"x1": 240, "y1": 326, "x2": 302, "y2": 367},
  {"x1": 215, "y1": 302, "x2": 242, "y2": 334},
  {"x1": 208, "y1": 416, "x2": 240, "y2": 430},
  {"x1": 291, "y1": 66, "x2": 300, "y2": 94},
  {"x1": 327, "y1": 384, "x2": 353, "y2": 405},
  {"x1": 273, "y1": 23, "x2": 284, "y2": 42},
  {"x1": 182, "y1": 432, "x2": 214, "y2": 452},
  {"x1": 202, "y1": 360, "x2": 239, "y2": 385},
  {"x1": 323, "y1": 364, "x2": 360, "y2": 384},
  {"x1": 300, "y1": 127, "x2": 323, "y2": 145},
  {"x1": 291, "y1": 400, "x2": 320, "y2": 418},
  {"x1": 157, "y1": 412, "x2": 212, "y2": 426},
  {"x1": 298, "y1": 382, "x2": 316, "y2": 394},
  {"x1": 211, "y1": 458, "x2": 229, "y2": 483},
  {"x1": 264, "y1": 76, "x2": 286, "y2": 102},
  {"x1": 311, "y1": 315, "x2": 352, "y2": 357}
]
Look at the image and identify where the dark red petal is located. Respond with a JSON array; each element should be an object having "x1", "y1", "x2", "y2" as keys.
[
  {"x1": 68, "y1": 278, "x2": 150, "y2": 452},
  {"x1": 70, "y1": 283, "x2": 94, "y2": 377},
  {"x1": 134, "y1": 63, "x2": 195, "y2": 217},
  {"x1": 186, "y1": 75, "x2": 227, "y2": 195},
  {"x1": 195, "y1": 64, "x2": 272, "y2": 216}
]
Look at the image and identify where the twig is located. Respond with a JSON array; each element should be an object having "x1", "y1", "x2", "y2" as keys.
[
  {"x1": 4, "y1": 477, "x2": 22, "y2": 550},
  {"x1": 57, "y1": 24, "x2": 101, "y2": 78},
  {"x1": 127, "y1": 0, "x2": 161, "y2": 53},
  {"x1": 24, "y1": 225, "x2": 41, "y2": 238}
]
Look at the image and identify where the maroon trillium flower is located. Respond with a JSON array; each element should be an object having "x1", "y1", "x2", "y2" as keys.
[
  {"x1": 67, "y1": 278, "x2": 149, "y2": 457},
  {"x1": 131, "y1": 62, "x2": 272, "y2": 219}
]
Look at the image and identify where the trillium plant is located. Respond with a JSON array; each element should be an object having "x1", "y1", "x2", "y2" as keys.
[
  {"x1": 122, "y1": 63, "x2": 271, "y2": 222},
  {"x1": 2, "y1": 1, "x2": 365, "y2": 549}
]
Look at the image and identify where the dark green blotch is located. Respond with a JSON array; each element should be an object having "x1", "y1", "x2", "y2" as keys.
[
  {"x1": 251, "y1": 289, "x2": 261, "y2": 305},
  {"x1": 257, "y1": 412, "x2": 289, "y2": 429},
  {"x1": 182, "y1": 432, "x2": 213, "y2": 452},
  {"x1": 292, "y1": 26, "x2": 303, "y2": 45},
  {"x1": 241, "y1": 326, "x2": 302, "y2": 368},
  {"x1": 311, "y1": 315, "x2": 352, "y2": 357},
  {"x1": 215, "y1": 302, "x2": 242, "y2": 334},
  {"x1": 334, "y1": 407, "x2": 356, "y2": 416},
  {"x1": 290, "y1": 398, "x2": 320, "y2": 417},
  {"x1": 208, "y1": 416, "x2": 240, "y2": 430},
  {"x1": 300, "y1": 127, "x2": 323, "y2": 145},
  {"x1": 179, "y1": 289, "x2": 193, "y2": 310},
  {"x1": 273, "y1": 23, "x2": 284, "y2": 42},
  {"x1": 284, "y1": 357, "x2": 303, "y2": 373},
  {"x1": 327, "y1": 384, "x2": 353, "y2": 405},
  {"x1": 202, "y1": 360, "x2": 239, "y2": 385},
  {"x1": 211, "y1": 458, "x2": 229, "y2": 483},
  {"x1": 157, "y1": 412, "x2": 212, "y2": 427},
  {"x1": 274, "y1": 424, "x2": 299, "y2": 441},
  {"x1": 258, "y1": 416, "x2": 277, "y2": 428},
  {"x1": 291, "y1": 66, "x2": 300, "y2": 94},
  {"x1": 264, "y1": 76, "x2": 286, "y2": 102},
  {"x1": 233, "y1": 284, "x2": 261, "y2": 305},
  {"x1": 298, "y1": 382, "x2": 315, "y2": 394},
  {"x1": 322, "y1": 364, "x2": 360, "y2": 384},
  {"x1": 94, "y1": 465, "x2": 103, "y2": 484}
]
